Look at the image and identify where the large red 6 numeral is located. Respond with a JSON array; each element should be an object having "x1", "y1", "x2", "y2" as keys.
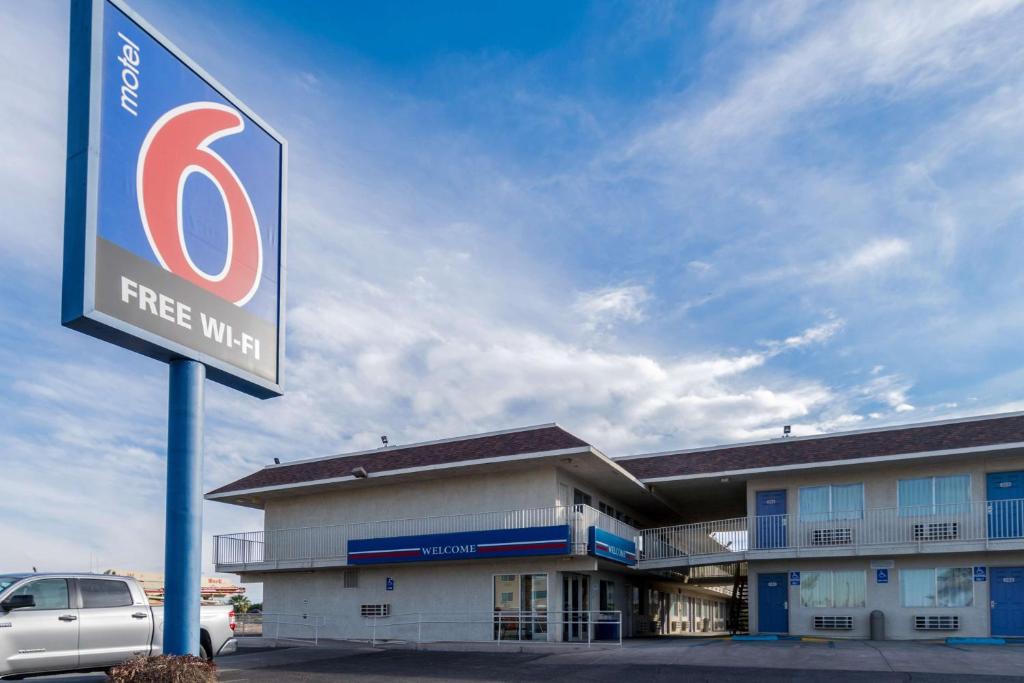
[{"x1": 137, "y1": 102, "x2": 262, "y2": 305}]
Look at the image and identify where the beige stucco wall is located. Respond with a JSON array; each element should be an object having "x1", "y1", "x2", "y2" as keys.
[
  {"x1": 258, "y1": 557, "x2": 718, "y2": 641},
  {"x1": 257, "y1": 556, "x2": 639, "y2": 642},
  {"x1": 744, "y1": 452, "x2": 1024, "y2": 515},
  {"x1": 747, "y1": 551, "x2": 1024, "y2": 639},
  {"x1": 262, "y1": 463, "x2": 651, "y2": 534},
  {"x1": 264, "y1": 467, "x2": 560, "y2": 531}
]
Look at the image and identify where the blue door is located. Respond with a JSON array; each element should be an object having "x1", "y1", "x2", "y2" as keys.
[
  {"x1": 757, "y1": 573, "x2": 789, "y2": 634},
  {"x1": 990, "y1": 567, "x2": 1024, "y2": 637},
  {"x1": 988, "y1": 472, "x2": 1024, "y2": 539},
  {"x1": 756, "y1": 490, "x2": 787, "y2": 549}
]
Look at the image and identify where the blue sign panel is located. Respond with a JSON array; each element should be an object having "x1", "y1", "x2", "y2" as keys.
[
  {"x1": 64, "y1": 0, "x2": 286, "y2": 398},
  {"x1": 385, "y1": 577, "x2": 394, "y2": 591},
  {"x1": 974, "y1": 566, "x2": 987, "y2": 582},
  {"x1": 789, "y1": 571, "x2": 800, "y2": 586},
  {"x1": 587, "y1": 527, "x2": 637, "y2": 566},
  {"x1": 876, "y1": 568, "x2": 889, "y2": 584},
  {"x1": 347, "y1": 525, "x2": 572, "y2": 565}
]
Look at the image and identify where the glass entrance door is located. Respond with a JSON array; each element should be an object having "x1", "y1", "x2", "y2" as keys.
[
  {"x1": 494, "y1": 574, "x2": 548, "y2": 641},
  {"x1": 562, "y1": 573, "x2": 590, "y2": 641}
]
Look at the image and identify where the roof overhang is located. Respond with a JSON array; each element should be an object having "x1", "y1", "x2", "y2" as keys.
[
  {"x1": 639, "y1": 440, "x2": 1024, "y2": 485},
  {"x1": 206, "y1": 445, "x2": 657, "y2": 511}
]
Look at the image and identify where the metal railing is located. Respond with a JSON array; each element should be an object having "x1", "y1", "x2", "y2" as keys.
[
  {"x1": 640, "y1": 498, "x2": 1024, "y2": 563},
  {"x1": 365, "y1": 610, "x2": 622, "y2": 647},
  {"x1": 215, "y1": 504, "x2": 639, "y2": 567},
  {"x1": 234, "y1": 612, "x2": 326, "y2": 645}
]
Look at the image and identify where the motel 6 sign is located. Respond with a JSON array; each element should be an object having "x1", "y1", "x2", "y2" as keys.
[{"x1": 63, "y1": 0, "x2": 286, "y2": 398}]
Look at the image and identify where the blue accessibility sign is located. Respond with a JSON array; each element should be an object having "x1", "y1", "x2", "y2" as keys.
[
  {"x1": 790, "y1": 571, "x2": 800, "y2": 586},
  {"x1": 386, "y1": 577, "x2": 395, "y2": 591},
  {"x1": 973, "y1": 566, "x2": 987, "y2": 582},
  {"x1": 876, "y1": 568, "x2": 889, "y2": 584}
]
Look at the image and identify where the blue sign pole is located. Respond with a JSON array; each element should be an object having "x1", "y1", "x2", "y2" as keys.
[{"x1": 163, "y1": 359, "x2": 205, "y2": 656}]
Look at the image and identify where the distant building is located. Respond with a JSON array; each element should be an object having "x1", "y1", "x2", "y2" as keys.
[{"x1": 103, "y1": 569, "x2": 244, "y2": 604}]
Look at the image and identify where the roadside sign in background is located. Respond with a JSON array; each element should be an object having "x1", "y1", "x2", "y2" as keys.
[
  {"x1": 790, "y1": 571, "x2": 800, "y2": 586},
  {"x1": 63, "y1": 0, "x2": 286, "y2": 398},
  {"x1": 876, "y1": 568, "x2": 889, "y2": 584}
]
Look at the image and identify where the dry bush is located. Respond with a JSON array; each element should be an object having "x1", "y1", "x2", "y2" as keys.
[{"x1": 108, "y1": 654, "x2": 217, "y2": 682}]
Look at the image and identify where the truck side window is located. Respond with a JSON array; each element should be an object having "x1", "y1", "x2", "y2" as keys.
[
  {"x1": 80, "y1": 579, "x2": 133, "y2": 608},
  {"x1": 7, "y1": 579, "x2": 69, "y2": 610}
]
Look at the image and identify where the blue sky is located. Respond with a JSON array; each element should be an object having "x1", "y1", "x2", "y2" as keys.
[{"x1": 2, "y1": 0, "x2": 1024, "y2": 586}]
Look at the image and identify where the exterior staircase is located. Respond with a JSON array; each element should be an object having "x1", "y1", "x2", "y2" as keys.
[{"x1": 727, "y1": 564, "x2": 749, "y2": 634}]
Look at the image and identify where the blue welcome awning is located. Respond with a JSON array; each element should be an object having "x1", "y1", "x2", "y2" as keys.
[{"x1": 347, "y1": 524, "x2": 572, "y2": 565}]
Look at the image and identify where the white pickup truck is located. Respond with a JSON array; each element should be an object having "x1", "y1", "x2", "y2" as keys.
[{"x1": 0, "y1": 573, "x2": 237, "y2": 679}]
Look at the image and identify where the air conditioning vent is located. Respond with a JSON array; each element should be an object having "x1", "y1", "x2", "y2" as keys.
[
  {"x1": 342, "y1": 570, "x2": 359, "y2": 589},
  {"x1": 813, "y1": 615, "x2": 853, "y2": 630},
  {"x1": 811, "y1": 528, "x2": 853, "y2": 546},
  {"x1": 914, "y1": 615, "x2": 959, "y2": 631},
  {"x1": 360, "y1": 604, "x2": 390, "y2": 618},
  {"x1": 913, "y1": 522, "x2": 959, "y2": 541}
]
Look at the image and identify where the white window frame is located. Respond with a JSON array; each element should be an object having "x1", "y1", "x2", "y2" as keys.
[
  {"x1": 897, "y1": 474, "x2": 972, "y2": 516},
  {"x1": 798, "y1": 483, "x2": 866, "y2": 521},
  {"x1": 899, "y1": 567, "x2": 974, "y2": 608},
  {"x1": 800, "y1": 570, "x2": 867, "y2": 608}
]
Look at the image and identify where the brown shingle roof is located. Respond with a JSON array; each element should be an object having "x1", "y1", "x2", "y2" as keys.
[
  {"x1": 207, "y1": 424, "x2": 590, "y2": 496},
  {"x1": 619, "y1": 413, "x2": 1024, "y2": 480}
]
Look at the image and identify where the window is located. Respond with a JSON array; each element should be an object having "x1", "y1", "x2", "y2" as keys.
[
  {"x1": 6, "y1": 579, "x2": 69, "y2": 610},
  {"x1": 599, "y1": 580, "x2": 616, "y2": 611},
  {"x1": 800, "y1": 571, "x2": 866, "y2": 608},
  {"x1": 493, "y1": 575, "x2": 519, "y2": 611},
  {"x1": 573, "y1": 489, "x2": 592, "y2": 507},
  {"x1": 80, "y1": 579, "x2": 133, "y2": 608},
  {"x1": 799, "y1": 484, "x2": 864, "y2": 521},
  {"x1": 898, "y1": 475, "x2": 970, "y2": 516},
  {"x1": 599, "y1": 501, "x2": 628, "y2": 521},
  {"x1": 493, "y1": 574, "x2": 547, "y2": 641},
  {"x1": 900, "y1": 568, "x2": 973, "y2": 607}
]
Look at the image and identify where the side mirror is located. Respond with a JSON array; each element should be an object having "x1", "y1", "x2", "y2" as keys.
[{"x1": 1, "y1": 595, "x2": 35, "y2": 611}]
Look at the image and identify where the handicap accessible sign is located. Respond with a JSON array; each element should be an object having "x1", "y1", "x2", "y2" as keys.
[
  {"x1": 790, "y1": 571, "x2": 800, "y2": 586},
  {"x1": 876, "y1": 568, "x2": 889, "y2": 584},
  {"x1": 974, "y1": 566, "x2": 987, "y2": 582}
]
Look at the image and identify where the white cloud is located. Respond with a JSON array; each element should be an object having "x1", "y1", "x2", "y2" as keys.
[
  {"x1": 778, "y1": 318, "x2": 845, "y2": 350},
  {"x1": 858, "y1": 372, "x2": 916, "y2": 413},
  {"x1": 574, "y1": 285, "x2": 649, "y2": 332},
  {"x1": 629, "y1": 0, "x2": 1024, "y2": 159},
  {"x1": 3, "y1": 0, "x2": 1024, "y2": 588},
  {"x1": 836, "y1": 238, "x2": 911, "y2": 275}
]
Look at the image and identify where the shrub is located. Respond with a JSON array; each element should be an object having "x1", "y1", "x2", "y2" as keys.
[{"x1": 108, "y1": 654, "x2": 216, "y2": 682}]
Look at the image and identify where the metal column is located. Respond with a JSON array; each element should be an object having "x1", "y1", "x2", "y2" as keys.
[{"x1": 163, "y1": 359, "x2": 206, "y2": 656}]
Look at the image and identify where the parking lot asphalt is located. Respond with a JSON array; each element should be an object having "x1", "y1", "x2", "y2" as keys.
[
  {"x1": 25, "y1": 638, "x2": 1024, "y2": 682},
  {"x1": 215, "y1": 637, "x2": 1024, "y2": 682}
]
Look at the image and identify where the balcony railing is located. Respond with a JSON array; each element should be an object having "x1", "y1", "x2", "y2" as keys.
[
  {"x1": 639, "y1": 498, "x2": 1024, "y2": 564},
  {"x1": 214, "y1": 504, "x2": 639, "y2": 568}
]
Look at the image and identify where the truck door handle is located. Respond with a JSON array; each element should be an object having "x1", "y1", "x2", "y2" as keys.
[
  {"x1": 132, "y1": 612, "x2": 149, "y2": 619},
  {"x1": 58, "y1": 614, "x2": 78, "y2": 622}
]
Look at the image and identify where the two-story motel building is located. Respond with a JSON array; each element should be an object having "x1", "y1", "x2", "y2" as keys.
[{"x1": 208, "y1": 411, "x2": 1024, "y2": 642}]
